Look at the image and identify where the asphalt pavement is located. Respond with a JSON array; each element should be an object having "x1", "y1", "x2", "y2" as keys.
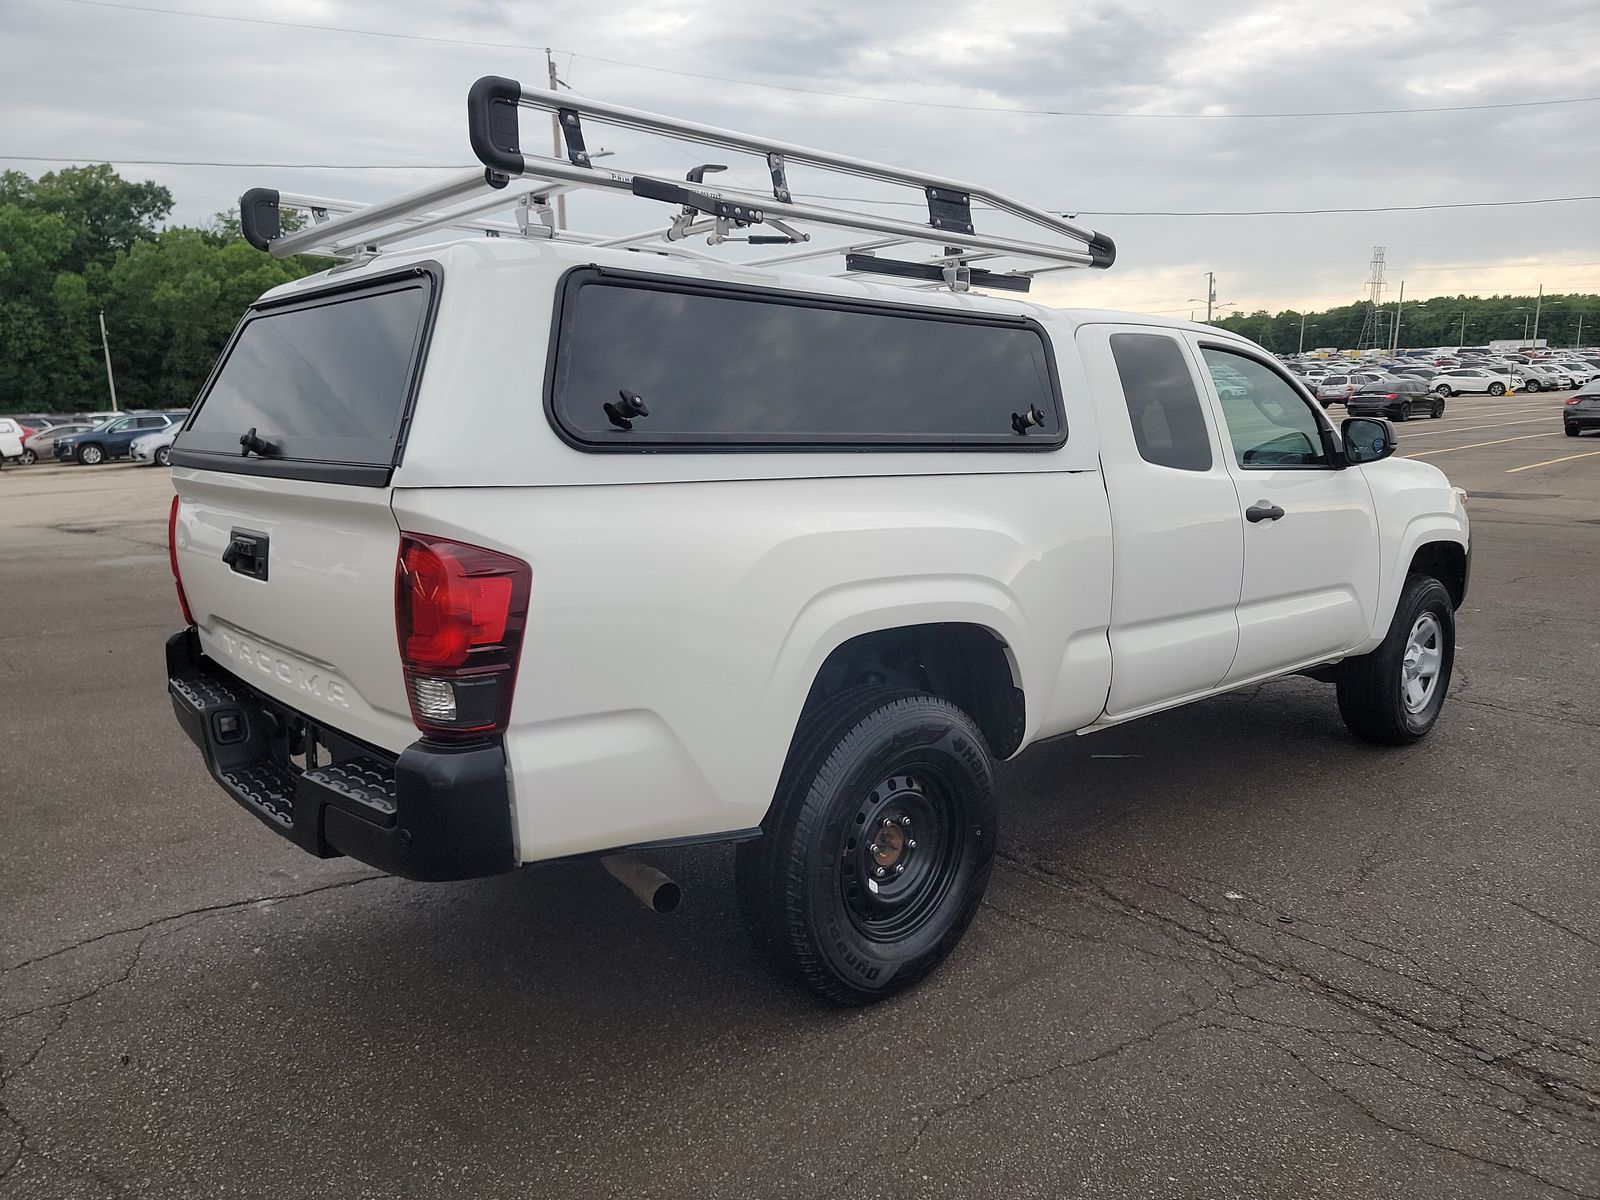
[{"x1": 2, "y1": 396, "x2": 1597, "y2": 1200}]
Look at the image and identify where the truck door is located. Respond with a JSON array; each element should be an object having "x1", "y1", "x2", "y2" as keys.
[
  {"x1": 1188, "y1": 339, "x2": 1381, "y2": 682},
  {"x1": 1078, "y1": 325, "x2": 1243, "y2": 718}
]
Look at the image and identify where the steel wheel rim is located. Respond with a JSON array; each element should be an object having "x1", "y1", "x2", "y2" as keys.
[
  {"x1": 1401, "y1": 612, "x2": 1444, "y2": 713},
  {"x1": 837, "y1": 767, "x2": 965, "y2": 943}
]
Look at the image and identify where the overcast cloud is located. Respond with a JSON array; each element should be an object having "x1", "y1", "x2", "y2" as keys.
[{"x1": 3, "y1": 0, "x2": 1598, "y2": 315}]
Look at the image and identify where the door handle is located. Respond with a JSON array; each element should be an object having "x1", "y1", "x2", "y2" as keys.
[{"x1": 1246, "y1": 501, "x2": 1285, "y2": 524}]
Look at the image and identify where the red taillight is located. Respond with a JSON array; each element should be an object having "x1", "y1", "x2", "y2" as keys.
[
  {"x1": 395, "y1": 534, "x2": 530, "y2": 740},
  {"x1": 168, "y1": 494, "x2": 194, "y2": 625},
  {"x1": 1385, "y1": 393, "x2": 1399, "y2": 400},
  {"x1": 1567, "y1": 396, "x2": 1584, "y2": 405}
]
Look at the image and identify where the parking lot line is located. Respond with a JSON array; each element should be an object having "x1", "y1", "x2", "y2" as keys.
[
  {"x1": 1403, "y1": 433, "x2": 1563, "y2": 459},
  {"x1": 1397, "y1": 416, "x2": 1558, "y2": 440},
  {"x1": 1505, "y1": 448, "x2": 1600, "y2": 474}
]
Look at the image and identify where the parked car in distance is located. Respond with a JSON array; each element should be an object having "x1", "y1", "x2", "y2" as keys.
[
  {"x1": 1564, "y1": 384, "x2": 1600, "y2": 436},
  {"x1": 130, "y1": 425, "x2": 179, "y2": 467},
  {"x1": 17, "y1": 421, "x2": 97, "y2": 464},
  {"x1": 1513, "y1": 364, "x2": 1569, "y2": 392},
  {"x1": 53, "y1": 411, "x2": 186, "y2": 465},
  {"x1": 1552, "y1": 362, "x2": 1599, "y2": 386},
  {"x1": 1348, "y1": 379, "x2": 1441, "y2": 421},
  {"x1": 1430, "y1": 367, "x2": 1512, "y2": 397},
  {"x1": 0, "y1": 418, "x2": 25, "y2": 465}
]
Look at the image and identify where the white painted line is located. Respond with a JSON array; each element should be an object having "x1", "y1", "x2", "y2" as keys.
[
  {"x1": 1397, "y1": 416, "x2": 1561, "y2": 440},
  {"x1": 1402, "y1": 433, "x2": 1562, "y2": 459},
  {"x1": 1505, "y1": 448, "x2": 1600, "y2": 473}
]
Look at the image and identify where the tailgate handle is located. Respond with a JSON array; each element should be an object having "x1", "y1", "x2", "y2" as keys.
[{"x1": 223, "y1": 529, "x2": 270, "y2": 581}]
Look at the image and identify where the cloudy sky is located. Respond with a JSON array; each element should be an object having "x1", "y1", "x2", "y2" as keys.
[{"x1": 4, "y1": 0, "x2": 1598, "y2": 316}]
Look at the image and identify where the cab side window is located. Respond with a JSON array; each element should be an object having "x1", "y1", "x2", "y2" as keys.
[
  {"x1": 1202, "y1": 347, "x2": 1328, "y2": 469},
  {"x1": 1109, "y1": 333, "x2": 1213, "y2": 471}
]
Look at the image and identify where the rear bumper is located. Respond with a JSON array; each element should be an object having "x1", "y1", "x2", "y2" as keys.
[
  {"x1": 1564, "y1": 414, "x2": 1600, "y2": 430},
  {"x1": 166, "y1": 628, "x2": 515, "y2": 881}
]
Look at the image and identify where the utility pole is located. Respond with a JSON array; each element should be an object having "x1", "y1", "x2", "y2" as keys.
[
  {"x1": 98, "y1": 309, "x2": 119, "y2": 412},
  {"x1": 547, "y1": 49, "x2": 567, "y2": 230},
  {"x1": 1520, "y1": 309, "x2": 1530, "y2": 346},
  {"x1": 1458, "y1": 311, "x2": 1467, "y2": 349},
  {"x1": 1531, "y1": 283, "x2": 1542, "y2": 349},
  {"x1": 1298, "y1": 311, "x2": 1308, "y2": 355},
  {"x1": 1391, "y1": 280, "x2": 1404, "y2": 351},
  {"x1": 1205, "y1": 272, "x2": 1215, "y2": 323},
  {"x1": 1578, "y1": 311, "x2": 1585, "y2": 349}
]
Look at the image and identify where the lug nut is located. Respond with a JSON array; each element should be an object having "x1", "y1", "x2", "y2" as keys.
[
  {"x1": 882, "y1": 816, "x2": 896, "y2": 828},
  {"x1": 906, "y1": 839, "x2": 917, "y2": 850},
  {"x1": 874, "y1": 866, "x2": 887, "y2": 878},
  {"x1": 899, "y1": 815, "x2": 913, "y2": 828},
  {"x1": 894, "y1": 862, "x2": 906, "y2": 874},
  {"x1": 868, "y1": 843, "x2": 880, "y2": 856}
]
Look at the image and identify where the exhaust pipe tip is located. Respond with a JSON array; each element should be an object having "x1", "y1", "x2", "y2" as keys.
[{"x1": 601, "y1": 854, "x2": 682, "y2": 914}]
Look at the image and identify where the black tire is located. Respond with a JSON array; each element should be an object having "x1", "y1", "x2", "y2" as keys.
[
  {"x1": 1435, "y1": 384, "x2": 1453, "y2": 397},
  {"x1": 1524, "y1": 379, "x2": 1542, "y2": 392},
  {"x1": 1566, "y1": 424, "x2": 1580, "y2": 437},
  {"x1": 1488, "y1": 382, "x2": 1506, "y2": 396},
  {"x1": 1336, "y1": 574, "x2": 1455, "y2": 745},
  {"x1": 736, "y1": 688, "x2": 997, "y2": 1005},
  {"x1": 1396, "y1": 401, "x2": 1412, "y2": 422},
  {"x1": 1430, "y1": 399, "x2": 1444, "y2": 419},
  {"x1": 154, "y1": 445, "x2": 172, "y2": 467},
  {"x1": 77, "y1": 443, "x2": 104, "y2": 465},
  {"x1": 21, "y1": 448, "x2": 37, "y2": 465}
]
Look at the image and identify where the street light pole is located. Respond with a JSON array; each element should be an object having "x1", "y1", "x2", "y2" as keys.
[
  {"x1": 1391, "y1": 280, "x2": 1404, "y2": 351},
  {"x1": 1458, "y1": 311, "x2": 1467, "y2": 349},
  {"x1": 1298, "y1": 312, "x2": 1307, "y2": 355},
  {"x1": 98, "y1": 309, "x2": 119, "y2": 413},
  {"x1": 1204, "y1": 272, "x2": 1215, "y2": 323},
  {"x1": 1531, "y1": 283, "x2": 1543, "y2": 349}
]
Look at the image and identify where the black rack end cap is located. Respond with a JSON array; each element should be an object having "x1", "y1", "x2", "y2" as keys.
[
  {"x1": 239, "y1": 187, "x2": 280, "y2": 251},
  {"x1": 1087, "y1": 230, "x2": 1116, "y2": 269},
  {"x1": 467, "y1": 75, "x2": 526, "y2": 176}
]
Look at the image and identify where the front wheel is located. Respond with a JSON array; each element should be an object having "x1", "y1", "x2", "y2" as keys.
[
  {"x1": 154, "y1": 445, "x2": 172, "y2": 467},
  {"x1": 1336, "y1": 574, "x2": 1455, "y2": 745},
  {"x1": 736, "y1": 689, "x2": 997, "y2": 1005},
  {"x1": 1488, "y1": 382, "x2": 1506, "y2": 396},
  {"x1": 77, "y1": 443, "x2": 105, "y2": 465},
  {"x1": 1524, "y1": 379, "x2": 1543, "y2": 392}
]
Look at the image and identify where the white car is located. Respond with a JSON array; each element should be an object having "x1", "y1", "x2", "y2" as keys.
[
  {"x1": 130, "y1": 425, "x2": 179, "y2": 467},
  {"x1": 1430, "y1": 367, "x2": 1513, "y2": 396},
  {"x1": 1551, "y1": 362, "x2": 1599, "y2": 387},
  {"x1": 162, "y1": 78, "x2": 1471, "y2": 1004},
  {"x1": 0, "y1": 418, "x2": 25, "y2": 465}
]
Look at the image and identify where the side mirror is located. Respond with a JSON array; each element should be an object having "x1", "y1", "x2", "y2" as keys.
[{"x1": 1341, "y1": 416, "x2": 1396, "y2": 465}]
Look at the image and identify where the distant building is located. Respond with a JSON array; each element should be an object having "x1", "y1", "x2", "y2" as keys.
[{"x1": 1490, "y1": 338, "x2": 1547, "y2": 351}]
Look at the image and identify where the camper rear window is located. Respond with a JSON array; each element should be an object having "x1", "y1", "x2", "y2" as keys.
[
  {"x1": 176, "y1": 271, "x2": 435, "y2": 482},
  {"x1": 546, "y1": 269, "x2": 1064, "y2": 451}
]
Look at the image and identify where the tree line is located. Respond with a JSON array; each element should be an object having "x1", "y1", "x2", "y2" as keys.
[
  {"x1": 1213, "y1": 291, "x2": 1597, "y2": 355},
  {"x1": 1, "y1": 165, "x2": 1595, "y2": 416},
  {"x1": 0, "y1": 165, "x2": 323, "y2": 415}
]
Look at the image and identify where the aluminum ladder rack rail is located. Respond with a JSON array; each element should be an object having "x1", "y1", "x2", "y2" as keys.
[{"x1": 238, "y1": 76, "x2": 1117, "y2": 286}]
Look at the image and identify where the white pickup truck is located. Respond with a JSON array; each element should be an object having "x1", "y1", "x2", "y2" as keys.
[{"x1": 164, "y1": 82, "x2": 1469, "y2": 1004}]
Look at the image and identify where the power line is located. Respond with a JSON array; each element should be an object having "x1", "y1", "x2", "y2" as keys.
[
  {"x1": 6, "y1": 154, "x2": 1596, "y2": 218},
  {"x1": 52, "y1": 0, "x2": 1600, "y2": 121}
]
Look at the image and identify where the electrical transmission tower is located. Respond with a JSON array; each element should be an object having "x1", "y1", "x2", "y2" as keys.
[{"x1": 1356, "y1": 245, "x2": 1387, "y2": 352}]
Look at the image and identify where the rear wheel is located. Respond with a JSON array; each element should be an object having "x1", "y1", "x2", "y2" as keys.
[
  {"x1": 1336, "y1": 574, "x2": 1455, "y2": 745},
  {"x1": 1435, "y1": 384, "x2": 1453, "y2": 397},
  {"x1": 1488, "y1": 382, "x2": 1506, "y2": 396},
  {"x1": 21, "y1": 448, "x2": 37, "y2": 465},
  {"x1": 76, "y1": 443, "x2": 104, "y2": 465},
  {"x1": 736, "y1": 688, "x2": 997, "y2": 1005},
  {"x1": 1396, "y1": 401, "x2": 1412, "y2": 421},
  {"x1": 1566, "y1": 424, "x2": 1581, "y2": 437},
  {"x1": 1430, "y1": 399, "x2": 1445, "y2": 418}
]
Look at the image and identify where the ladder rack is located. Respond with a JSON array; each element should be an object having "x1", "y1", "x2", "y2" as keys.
[{"x1": 240, "y1": 76, "x2": 1117, "y2": 292}]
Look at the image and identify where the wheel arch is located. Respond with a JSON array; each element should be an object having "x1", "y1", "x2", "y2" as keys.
[
  {"x1": 797, "y1": 622, "x2": 1027, "y2": 760},
  {"x1": 1409, "y1": 539, "x2": 1468, "y2": 609}
]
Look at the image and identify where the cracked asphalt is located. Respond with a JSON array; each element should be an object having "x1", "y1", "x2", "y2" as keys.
[{"x1": 3, "y1": 394, "x2": 1597, "y2": 1200}]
